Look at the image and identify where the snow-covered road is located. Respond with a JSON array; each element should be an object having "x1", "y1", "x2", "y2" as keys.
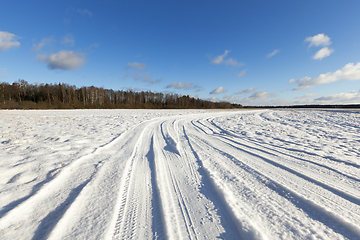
[{"x1": 1, "y1": 109, "x2": 360, "y2": 239}]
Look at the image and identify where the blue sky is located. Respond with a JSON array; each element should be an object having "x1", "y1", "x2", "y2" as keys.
[{"x1": 1, "y1": 0, "x2": 360, "y2": 106}]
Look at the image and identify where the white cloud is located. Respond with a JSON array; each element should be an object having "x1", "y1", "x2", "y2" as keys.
[
  {"x1": 235, "y1": 87, "x2": 254, "y2": 95},
  {"x1": 267, "y1": 49, "x2": 280, "y2": 58},
  {"x1": 305, "y1": 33, "x2": 331, "y2": 47},
  {"x1": 249, "y1": 91, "x2": 275, "y2": 99},
  {"x1": 130, "y1": 73, "x2": 161, "y2": 84},
  {"x1": 314, "y1": 92, "x2": 360, "y2": 104},
  {"x1": 32, "y1": 37, "x2": 54, "y2": 52},
  {"x1": 222, "y1": 95, "x2": 288, "y2": 106},
  {"x1": 143, "y1": 75, "x2": 161, "y2": 84},
  {"x1": 0, "y1": 31, "x2": 20, "y2": 51},
  {"x1": 237, "y1": 69, "x2": 247, "y2": 77},
  {"x1": 189, "y1": 94, "x2": 198, "y2": 99},
  {"x1": 296, "y1": 93, "x2": 317, "y2": 99},
  {"x1": 37, "y1": 50, "x2": 85, "y2": 70},
  {"x1": 124, "y1": 87, "x2": 148, "y2": 92},
  {"x1": 127, "y1": 62, "x2": 147, "y2": 70},
  {"x1": 210, "y1": 87, "x2": 226, "y2": 94},
  {"x1": 292, "y1": 62, "x2": 360, "y2": 90},
  {"x1": 313, "y1": 47, "x2": 334, "y2": 60},
  {"x1": 212, "y1": 50, "x2": 244, "y2": 67},
  {"x1": 0, "y1": 68, "x2": 8, "y2": 79},
  {"x1": 212, "y1": 50, "x2": 229, "y2": 64},
  {"x1": 223, "y1": 95, "x2": 236, "y2": 100},
  {"x1": 166, "y1": 82, "x2": 201, "y2": 90},
  {"x1": 77, "y1": 9, "x2": 92, "y2": 17},
  {"x1": 289, "y1": 79, "x2": 295, "y2": 83},
  {"x1": 61, "y1": 34, "x2": 75, "y2": 46},
  {"x1": 225, "y1": 58, "x2": 243, "y2": 67}
]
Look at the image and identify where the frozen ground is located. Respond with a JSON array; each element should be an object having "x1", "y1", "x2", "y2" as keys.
[{"x1": 0, "y1": 109, "x2": 360, "y2": 240}]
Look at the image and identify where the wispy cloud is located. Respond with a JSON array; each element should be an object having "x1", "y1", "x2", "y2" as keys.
[
  {"x1": 132, "y1": 73, "x2": 161, "y2": 84},
  {"x1": 291, "y1": 62, "x2": 360, "y2": 90},
  {"x1": 267, "y1": 49, "x2": 280, "y2": 58},
  {"x1": 212, "y1": 50, "x2": 244, "y2": 67},
  {"x1": 210, "y1": 86, "x2": 226, "y2": 94},
  {"x1": 32, "y1": 37, "x2": 54, "y2": 52},
  {"x1": 223, "y1": 95, "x2": 236, "y2": 101},
  {"x1": 0, "y1": 31, "x2": 20, "y2": 51},
  {"x1": 121, "y1": 72, "x2": 161, "y2": 85},
  {"x1": 212, "y1": 50, "x2": 229, "y2": 64},
  {"x1": 225, "y1": 58, "x2": 243, "y2": 67},
  {"x1": 144, "y1": 75, "x2": 161, "y2": 84},
  {"x1": 122, "y1": 61, "x2": 160, "y2": 84},
  {"x1": 296, "y1": 93, "x2": 317, "y2": 99},
  {"x1": 77, "y1": 9, "x2": 92, "y2": 17},
  {"x1": 220, "y1": 92, "x2": 282, "y2": 106},
  {"x1": 305, "y1": 33, "x2": 331, "y2": 47},
  {"x1": 61, "y1": 34, "x2": 75, "y2": 47},
  {"x1": 166, "y1": 82, "x2": 202, "y2": 90},
  {"x1": 235, "y1": 87, "x2": 254, "y2": 95},
  {"x1": 237, "y1": 69, "x2": 247, "y2": 77},
  {"x1": 37, "y1": 50, "x2": 85, "y2": 70},
  {"x1": 126, "y1": 62, "x2": 147, "y2": 70},
  {"x1": 249, "y1": 91, "x2": 275, "y2": 99},
  {"x1": 313, "y1": 47, "x2": 334, "y2": 60},
  {"x1": 314, "y1": 91, "x2": 360, "y2": 104}
]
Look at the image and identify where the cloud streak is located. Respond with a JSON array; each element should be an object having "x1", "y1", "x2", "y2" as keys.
[
  {"x1": 237, "y1": 69, "x2": 247, "y2": 77},
  {"x1": 313, "y1": 47, "x2": 334, "y2": 60},
  {"x1": 235, "y1": 87, "x2": 254, "y2": 95},
  {"x1": 77, "y1": 9, "x2": 92, "y2": 17},
  {"x1": 61, "y1": 34, "x2": 75, "y2": 46},
  {"x1": 296, "y1": 93, "x2": 317, "y2": 99},
  {"x1": 37, "y1": 50, "x2": 85, "y2": 70},
  {"x1": 126, "y1": 62, "x2": 147, "y2": 70},
  {"x1": 314, "y1": 92, "x2": 360, "y2": 104},
  {"x1": 166, "y1": 82, "x2": 201, "y2": 90},
  {"x1": 212, "y1": 50, "x2": 244, "y2": 67},
  {"x1": 0, "y1": 31, "x2": 20, "y2": 51},
  {"x1": 292, "y1": 62, "x2": 360, "y2": 90},
  {"x1": 249, "y1": 91, "x2": 275, "y2": 99},
  {"x1": 210, "y1": 87, "x2": 226, "y2": 94},
  {"x1": 32, "y1": 37, "x2": 54, "y2": 52},
  {"x1": 267, "y1": 49, "x2": 280, "y2": 58}
]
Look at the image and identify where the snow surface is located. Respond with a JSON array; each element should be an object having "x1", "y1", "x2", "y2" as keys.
[{"x1": 1, "y1": 109, "x2": 360, "y2": 240}]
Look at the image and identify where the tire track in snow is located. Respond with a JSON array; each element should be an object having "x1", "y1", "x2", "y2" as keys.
[
  {"x1": 147, "y1": 136, "x2": 167, "y2": 240},
  {"x1": 184, "y1": 124, "x2": 268, "y2": 240},
  {"x1": 153, "y1": 124, "x2": 190, "y2": 239},
  {"x1": 253, "y1": 112, "x2": 360, "y2": 169},
  {"x1": 197, "y1": 117, "x2": 360, "y2": 196},
  {"x1": 0, "y1": 119, "x2": 141, "y2": 223},
  {"x1": 202, "y1": 118, "x2": 360, "y2": 203},
  {"x1": 3, "y1": 110, "x2": 359, "y2": 240},
  {"x1": 188, "y1": 122, "x2": 360, "y2": 239},
  {"x1": 110, "y1": 122, "x2": 154, "y2": 240},
  {"x1": 182, "y1": 124, "x2": 258, "y2": 240}
]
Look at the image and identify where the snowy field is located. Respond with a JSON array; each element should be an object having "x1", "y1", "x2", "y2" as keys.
[{"x1": 1, "y1": 109, "x2": 360, "y2": 240}]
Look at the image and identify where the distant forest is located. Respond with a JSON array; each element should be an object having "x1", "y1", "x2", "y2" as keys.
[{"x1": 0, "y1": 80, "x2": 242, "y2": 109}]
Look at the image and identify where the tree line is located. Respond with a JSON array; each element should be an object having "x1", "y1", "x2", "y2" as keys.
[{"x1": 0, "y1": 80, "x2": 242, "y2": 109}]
